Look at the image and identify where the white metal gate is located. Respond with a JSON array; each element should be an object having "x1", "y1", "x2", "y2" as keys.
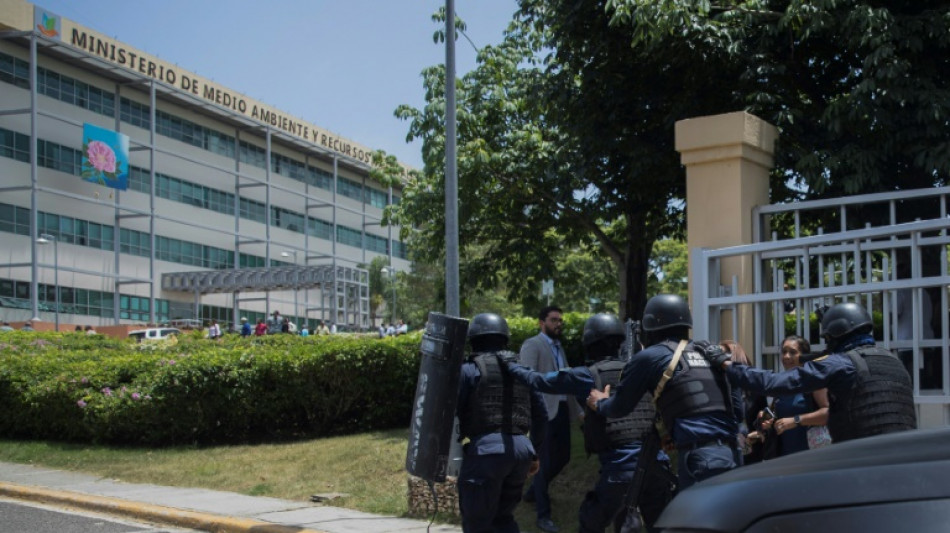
[{"x1": 692, "y1": 185, "x2": 950, "y2": 407}]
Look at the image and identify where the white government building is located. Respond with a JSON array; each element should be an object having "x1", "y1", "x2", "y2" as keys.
[{"x1": 0, "y1": 0, "x2": 411, "y2": 331}]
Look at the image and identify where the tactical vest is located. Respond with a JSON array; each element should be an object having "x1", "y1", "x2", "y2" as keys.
[
  {"x1": 654, "y1": 341, "x2": 731, "y2": 434},
  {"x1": 583, "y1": 359, "x2": 655, "y2": 454},
  {"x1": 460, "y1": 351, "x2": 533, "y2": 439},
  {"x1": 827, "y1": 346, "x2": 917, "y2": 442}
]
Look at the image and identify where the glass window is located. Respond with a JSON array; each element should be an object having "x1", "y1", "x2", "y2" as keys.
[
  {"x1": 365, "y1": 187, "x2": 389, "y2": 209},
  {"x1": 120, "y1": 97, "x2": 151, "y2": 129},
  {"x1": 239, "y1": 140, "x2": 266, "y2": 169},
  {"x1": 308, "y1": 217, "x2": 332, "y2": 240},
  {"x1": 336, "y1": 226, "x2": 362, "y2": 248},
  {"x1": 0, "y1": 127, "x2": 30, "y2": 162},
  {"x1": 0, "y1": 51, "x2": 30, "y2": 89},
  {"x1": 338, "y1": 177, "x2": 363, "y2": 202},
  {"x1": 0, "y1": 204, "x2": 13, "y2": 234},
  {"x1": 156, "y1": 110, "x2": 235, "y2": 158},
  {"x1": 393, "y1": 240, "x2": 409, "y2": 260}
]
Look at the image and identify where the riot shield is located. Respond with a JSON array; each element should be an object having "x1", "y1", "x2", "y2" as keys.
[{"x1": 405, "y1": 312, "x2": 469, "y2": 482}]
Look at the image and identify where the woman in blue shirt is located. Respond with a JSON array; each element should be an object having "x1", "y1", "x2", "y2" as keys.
[{"x1": 760, "y1": 336, "x2": 829, "y2": 456}]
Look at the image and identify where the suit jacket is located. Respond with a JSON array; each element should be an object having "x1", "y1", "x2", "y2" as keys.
[{"x1": 519, "y1": 333, "x2": 579, "y2": 421}]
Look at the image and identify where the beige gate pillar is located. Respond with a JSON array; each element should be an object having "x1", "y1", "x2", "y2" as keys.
[{"x1": 675, "y1": 111, "x2": 776, "y2": 353}]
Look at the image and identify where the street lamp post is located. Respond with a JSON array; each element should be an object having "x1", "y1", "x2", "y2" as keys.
[
  {"x1": 281, "y1": 250, "x2": 299, "y2": 327},
  {"x1": 381, "y1": 266, "x2": 396, "y2": 323},
  {"x1": 36, "y1": 233, "x2": 58, "y2": 331}
]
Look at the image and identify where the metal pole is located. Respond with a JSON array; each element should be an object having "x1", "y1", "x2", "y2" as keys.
[
  {"x1": 391, "y1": 269, "x2": 397, "y2": 322},
  {"x1": 445, "y1": 0, "x2": 460, "y2": 318},
  {"x1": 38, "y1": 234, "x2": 59, "y2": 330},
  {"x1": 53, "y1": 238, "x2": 58, "y2": 331},
  {"x1": 29, "y1": 33, "x2": 39, "y2": 321},
  {"x1": 282, "y1": 250, "x2": 299, "y2": 326},
  {"x1": 444, "y1": 0, "x2": 464, "y2": 479}
]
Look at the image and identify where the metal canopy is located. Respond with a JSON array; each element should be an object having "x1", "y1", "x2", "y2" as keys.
[{"x1": 162, "y1": 265, "x2": 366, "y2": 295}]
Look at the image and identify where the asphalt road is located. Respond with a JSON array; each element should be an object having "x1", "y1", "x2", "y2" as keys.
[{"x1": 0, "y1": 498, "x2": 201, "y2": 533}]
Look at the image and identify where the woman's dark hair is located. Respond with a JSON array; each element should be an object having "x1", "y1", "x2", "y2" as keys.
[
  {"x1": 720, "y1": 340, "x2": 751, "y2": 365},
  {"x1": 782, "y1": 335, "x2": 811, "y2": 359}
]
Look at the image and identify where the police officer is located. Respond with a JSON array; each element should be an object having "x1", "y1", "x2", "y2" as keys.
[
  {"x1": 587, "y1": 295, "x2": 741, "y2": 490},
  {"x1": 706, "y1": 302, "x2": 917, "y2": 442},
  {"x1": 507, "y1": 313, "x2": 673, "y2": 533},
  {"x1": 457, "y1": 313, "x2": 548, "y2": 533}
]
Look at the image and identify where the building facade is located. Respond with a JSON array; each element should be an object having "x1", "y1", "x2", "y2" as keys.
[{"x1": 0, "y1": 0, "x2": 410, "y2": 331}]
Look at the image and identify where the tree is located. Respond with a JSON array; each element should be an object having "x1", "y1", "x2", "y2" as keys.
[
  {"x1": 363, "y1": 255, "x2": 391, "y2": 326},
  {"x1": 393, "y1": 260, "x2": 443, "y2": 328},
  {"x1": 606, "y1": 0, "x2": 950, "y2": 199},
  {"x1": 545, "y1": 242, "x2": 620, "y2": 314},
  {"x1": 391, "y1": 1, "x2": 949, "y2": 322},
  {"x1": 648, "y1": 238, "x2": 688, "y2": 298},
  {"x1": 392, "y1": 4, "x2": 740, "y2": 320}
]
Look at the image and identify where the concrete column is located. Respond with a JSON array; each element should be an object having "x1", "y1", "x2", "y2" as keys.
[{"x1": 675, "y1": 111, "x2": 776, "y2": 354}]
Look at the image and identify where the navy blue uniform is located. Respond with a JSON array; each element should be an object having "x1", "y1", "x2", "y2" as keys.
[
  {"x1": 725, "y1": 333, "x2": 917, "y2": 443},
  {"x1": 725, "y1": 349, "x2": 856, "y2": 397},
  {"x1": 508, "y1": 364, "x2": 672, "y2": 532},
  {"x1": 724, "y1": 337, "x2": 860, "y2": 437},
  {"x1": 595, "y1": 340, "x2": 742, "y2": 490},
  {"x1": 457, "y1": 359, "x2": 548, "y2": 533}
]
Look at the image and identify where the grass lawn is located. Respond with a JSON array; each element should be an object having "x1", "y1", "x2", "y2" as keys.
[{"x1": 0, "y1": 425, "x2": 601, "y2": 532}]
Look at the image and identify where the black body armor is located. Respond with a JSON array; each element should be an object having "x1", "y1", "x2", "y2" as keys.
[
  {"x1": 583, "y1": 358, "x2": 655, "y2": 454},
  {"x1": 654, "y1": 341, "x2": 732, "y2": 434},
  {"x1": 828, "y1": 346, "x2": 917, "y2": 442},
  {"x1": 460, "y1": 351, "x2": 532, "y2": 438}
]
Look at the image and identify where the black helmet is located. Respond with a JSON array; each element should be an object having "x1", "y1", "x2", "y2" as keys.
[
  {"x1": 641, "y1": 294, "x2": 692, "y2": 332},
  {"x1": 468, "y1": 313, "x2": 510, "y2": 340},
  {"x1": 820, "y1": 302, "x2": 872, "y2": 341},
  {"x1": 582, "y1": 313, "x2": 625, "y2": 347}
]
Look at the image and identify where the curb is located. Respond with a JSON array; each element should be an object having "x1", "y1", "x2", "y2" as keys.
[{"x1": 0, "y1": 482, "x2": 328, "y2": 533}]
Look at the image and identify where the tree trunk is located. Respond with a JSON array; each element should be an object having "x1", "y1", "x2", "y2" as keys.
[{"x1": 619, "y1": 214, "x2": 654, "y2": 321}]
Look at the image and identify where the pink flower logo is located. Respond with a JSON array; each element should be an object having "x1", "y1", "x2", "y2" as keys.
[
  {"x1": 81, "y1": 124, "x2": 129, "y2": 190},
  {"x1": 86, "y1": 141, "x2": 117, "y2": 173}
]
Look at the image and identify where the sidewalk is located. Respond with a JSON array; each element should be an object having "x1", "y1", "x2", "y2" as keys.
[{"x1": 0, "y1": 461, "x2": 462, "y2": 533}]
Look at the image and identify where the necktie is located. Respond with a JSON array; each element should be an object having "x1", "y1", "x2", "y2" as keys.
[{"x1": 553, "y1": 343, "x2": 564, "y2": 369}]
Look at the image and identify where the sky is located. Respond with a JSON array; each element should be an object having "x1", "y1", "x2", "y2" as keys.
[{"x1": 35, "y1": 0, "x2": 518, "y2": 169}]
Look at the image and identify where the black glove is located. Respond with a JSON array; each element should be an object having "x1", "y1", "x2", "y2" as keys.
[{"x1": 694, "y1": 341, "x2": 730, "y2": 368}]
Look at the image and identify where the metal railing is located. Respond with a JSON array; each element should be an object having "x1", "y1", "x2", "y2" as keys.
[{"x1": 693, "y1": 185, "x2": 950, "y2": 402}]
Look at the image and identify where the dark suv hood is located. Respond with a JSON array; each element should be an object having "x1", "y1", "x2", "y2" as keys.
[{"x1": 657, "y1": 427, "x2": 950, "y2": 532}]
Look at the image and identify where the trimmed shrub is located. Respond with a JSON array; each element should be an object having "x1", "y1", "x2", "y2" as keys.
[
  {"x1": 0, "y1": 315, "x2": 591, "y2": 446},
  {"x1": 782, "y1": 310, "x2": 885, "y2": 342},
  {"x1": 0, "y1": 331, "x2": 420, "y2": 445}
]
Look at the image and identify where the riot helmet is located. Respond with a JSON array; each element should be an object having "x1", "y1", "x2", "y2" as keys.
[
  {"x1": 468, "y1": 313, "x2": 510, "y2": 352},
  {"x1": 640, "y1": 294, "x2": 691, "y2": 346},
  {"x1": 583, "y1": 313, "x2": 625, "y2": 360},
  {"x1": 642, "y1": 294, "x2": 692, "y2": 332},
  {"x1": 820, "y1": 302, "x2": 873, "y2": 346}
]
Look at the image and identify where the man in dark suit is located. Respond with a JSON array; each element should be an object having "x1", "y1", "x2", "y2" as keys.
[{"x1": 519, "y1": 305, "x2": 576, "y2": 533}]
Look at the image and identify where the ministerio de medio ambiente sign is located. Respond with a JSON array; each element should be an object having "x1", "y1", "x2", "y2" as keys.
[{"x1": 35, "y1": 6, "x2": 377, "y2": 166}]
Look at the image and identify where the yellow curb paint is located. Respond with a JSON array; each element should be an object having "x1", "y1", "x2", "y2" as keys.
[{"x1": 0, "y1": 482, "x2": 329, "y2": 533}]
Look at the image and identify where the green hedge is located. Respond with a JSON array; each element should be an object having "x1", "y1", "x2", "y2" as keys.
[
  {"x1": 0, "y1": 331, "x2": 420, "y2": 445},
  {"x1": 0, "y1": 315, "x2": 587, "y2": 446},
  {"x1": 782, "y1": 310, "x2": 885, "y2": 341}
]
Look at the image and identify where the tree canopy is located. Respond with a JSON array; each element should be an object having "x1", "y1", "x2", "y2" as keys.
[{"x1": 389, "y1": 0, "x2": 950, "y2": 320}]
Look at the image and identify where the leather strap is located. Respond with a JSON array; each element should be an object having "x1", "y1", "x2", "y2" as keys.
[{"x1": 653, "y1": 340, "x2": 688, "y2": 404}]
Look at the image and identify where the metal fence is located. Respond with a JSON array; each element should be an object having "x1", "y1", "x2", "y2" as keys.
[{"x1": 693, "y1": 185, "x2": 950, "y2": 402}]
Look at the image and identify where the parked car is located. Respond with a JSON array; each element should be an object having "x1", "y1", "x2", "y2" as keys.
[
  {"x1": 656, "y1": 427, "x2": 950, "y2": 533},
  {"x1": 128, "y1": 327, "x2": 181, "y2": 342},
  {"x1": 167, "y1": 319, "x2": 203, "y2": 330}
]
